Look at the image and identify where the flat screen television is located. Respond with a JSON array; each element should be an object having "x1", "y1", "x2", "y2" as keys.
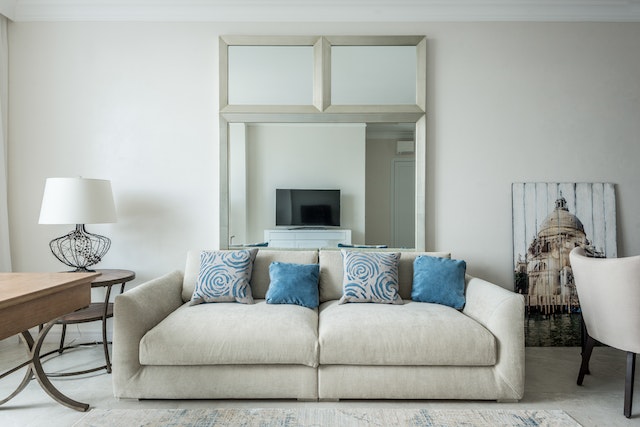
[{"x1": 276, "y1": 189, "x2": 340, "y2": 227}]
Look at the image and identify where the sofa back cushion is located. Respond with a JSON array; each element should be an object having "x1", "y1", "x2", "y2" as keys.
[
  {"x1": 182, "y1": 249, "x2": 319, "y2": 302},
  {"x1": 319, "y1": 249, "x2": 451, "y2": 303}
]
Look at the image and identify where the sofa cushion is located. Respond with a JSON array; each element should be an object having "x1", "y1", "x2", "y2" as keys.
[
  {"x1": 412, "y1": 255, "x2": 466, "y2": 309},
  {"x1": 139, "y1": 300, "x2": 319, "y2": 367},
  {"x1": 266, "y1": 261, "x2": 320, "y2": 309},
  {"x1": 319, "y1": 250, "x2": 451, "y2": 303},
  {"x1": 190, "y1": 249, "x2": 258, "y2": 305},
  {"x1": 318, "y1": 300, "x2": 496, "y2": 366},
  {"x1": 339, "y1": 250, "x2": 402, "y2": 304},
  {"x1": 183, "y1": 249, "x2": 318, "y2": 302}
]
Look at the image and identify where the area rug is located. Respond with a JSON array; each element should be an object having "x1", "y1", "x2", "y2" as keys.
[{"x1": 73, "y1": 408, "x2": 581, "y2": 427}]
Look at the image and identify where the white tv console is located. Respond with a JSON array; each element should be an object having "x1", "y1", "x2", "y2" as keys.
[{"x1": 264, "y1": 229, "x2": 352, "y2": 248}]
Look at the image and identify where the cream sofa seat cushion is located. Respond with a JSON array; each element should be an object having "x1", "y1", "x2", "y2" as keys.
[
  {"x1": 139, "y1": 300, "x2": 319, "y2": 367},
  {"x1": 319, "y1": 300, "x2": 496, "y2": 366}
]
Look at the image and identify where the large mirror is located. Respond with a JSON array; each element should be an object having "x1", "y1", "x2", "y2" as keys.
[
  {"x1": 219, "y1": 36, "x2": 426, "y2": 250},
  {"x1": 228, "y1": 122, "x2": 416, "y2": 248}
]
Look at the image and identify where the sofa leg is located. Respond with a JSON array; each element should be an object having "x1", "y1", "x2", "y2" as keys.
[{"x1": 497, "y1": 399, "x2": 519, "y2": 403}]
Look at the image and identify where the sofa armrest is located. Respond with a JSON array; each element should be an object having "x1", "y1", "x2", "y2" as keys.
[
  {"x1": 112, "y1": 270, "x2": 184, "y2": 397},
  {"x1": 463, "y1": 275, "x2": 525, "y2": 400}
]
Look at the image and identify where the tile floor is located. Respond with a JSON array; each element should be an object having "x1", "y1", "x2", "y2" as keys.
[{"x1": 0, "y1": 339, "x2": 637, "y2": 426}]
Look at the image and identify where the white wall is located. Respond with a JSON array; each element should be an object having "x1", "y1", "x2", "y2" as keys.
[
  {"x1": 245, "y1": 123, "x2": 366, "y2": 243},
  {"x1": 424, "y1": 22, "x2": 640, "y2": 281},
  {"x1": 9, "y1": 23, "x2": 222, "y2": 289},
  {"x1": 8, "y1": 21, "x2": 640, "y2": 297}
]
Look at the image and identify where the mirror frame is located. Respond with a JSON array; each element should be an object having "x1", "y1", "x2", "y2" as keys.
[{"x1": 219, "y1": 35, "x2": 427, "y2": 250}]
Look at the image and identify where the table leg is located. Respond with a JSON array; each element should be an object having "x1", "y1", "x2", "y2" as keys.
[
  {"x1": 29, "y1": 321, "x2": 89, "y2": 411},
  {"x1": 0, "y1": 321, "x2": 89, "y2": 411},
  {"x1": 102, "y1": 284, "x2": 113, "y2": 373},
  {"x1": 48, "y1": 280, "x2": 128, "y2": 377},
  {"x1": 0, "y1": 334, "x2": 34, "y2": 405}
]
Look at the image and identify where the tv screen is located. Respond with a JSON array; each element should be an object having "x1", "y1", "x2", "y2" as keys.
[{"x1": 276, "y1": 189, "x2": 340, "y2": 227}]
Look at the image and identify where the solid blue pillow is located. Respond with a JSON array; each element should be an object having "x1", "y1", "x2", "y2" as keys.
[
  {"x1": 411, "y1": 255, "x2": 466, "y2": 309},
  {"x1": 266, "y1": 262, "x2": 320, "y2": 309}
]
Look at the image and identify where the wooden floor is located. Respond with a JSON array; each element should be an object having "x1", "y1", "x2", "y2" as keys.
[{"x1": 0, "y1": 339, "x2": 638, "y2": 426}]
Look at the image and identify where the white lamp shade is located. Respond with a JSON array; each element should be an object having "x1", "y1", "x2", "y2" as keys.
[{"x1": 39, "y1": 177, "x2": 117, "y2": 225}]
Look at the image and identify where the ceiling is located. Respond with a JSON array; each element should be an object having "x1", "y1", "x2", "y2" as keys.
[{"x1": 2, "y1": 0, "x2": 640, "y2": 22}]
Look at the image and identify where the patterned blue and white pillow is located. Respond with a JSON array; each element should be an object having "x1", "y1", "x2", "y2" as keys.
[
  {"x1": 190, "y1": 249, "x2": 258, "y2": 305},
  {"x1": 339, "y1": 250, "x2": 402, "y2": 304}
]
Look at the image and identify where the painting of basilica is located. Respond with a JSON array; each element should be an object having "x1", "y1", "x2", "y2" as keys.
[{"x1": 512, "y1": 182, "x2": 616, "y2": 346}]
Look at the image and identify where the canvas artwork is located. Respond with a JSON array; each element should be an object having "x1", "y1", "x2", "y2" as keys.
[{"x1": 512, "y1": 182, "x2": 616, "y2": 346}]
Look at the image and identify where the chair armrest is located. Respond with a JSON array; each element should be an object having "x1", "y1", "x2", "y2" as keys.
[
  {"x1": 112, "y1": 270, "x2": 184, "y2": 397},
  {"x1": 463, "y1": 275, "x2": 525, "y2": 400}
]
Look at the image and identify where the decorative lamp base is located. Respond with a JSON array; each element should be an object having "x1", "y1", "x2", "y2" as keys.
[{"x1": 49, "y1": 224, "x2": 111, "y2": 271}]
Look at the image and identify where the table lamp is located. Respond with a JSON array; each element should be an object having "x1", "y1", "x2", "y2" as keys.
[{"x1": 39, "y1": 177, "x2": 117, "y2": 272}]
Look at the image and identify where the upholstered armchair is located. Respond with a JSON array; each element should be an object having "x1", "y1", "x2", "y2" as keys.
[{"x1": 570, "y1": 247, "x2": 640, "y2": 418}]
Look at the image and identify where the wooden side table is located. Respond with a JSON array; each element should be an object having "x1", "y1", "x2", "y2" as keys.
[{"x1": 50, "y1": 269, "x2": 135, "y2": 376}]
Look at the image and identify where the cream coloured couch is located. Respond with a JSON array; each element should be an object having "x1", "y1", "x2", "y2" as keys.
[{"x1": 112, "y1": 249, "x2": 524, "y2": 401}]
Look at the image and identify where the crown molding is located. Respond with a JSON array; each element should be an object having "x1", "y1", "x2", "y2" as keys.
[{"x1": 8, "y1": 0, "x2": 640, "y2": 22}]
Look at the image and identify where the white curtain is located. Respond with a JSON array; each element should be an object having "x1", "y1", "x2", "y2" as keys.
[{"x1": 0, "y1": 15, "x2": 11, "y2": 271}]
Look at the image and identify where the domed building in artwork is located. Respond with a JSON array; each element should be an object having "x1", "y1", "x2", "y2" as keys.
[{"x1": 524, "y1": 196, "x2": 603, "y2": 313}]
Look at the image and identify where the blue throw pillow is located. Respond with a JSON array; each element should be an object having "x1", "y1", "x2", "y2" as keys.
[
  {"x1": 411, "y1": 255, "x2": 466, "y2": 309},
  {"x1": 266, "y1": 262, "x2": 320, "y2": 309},
  {"x1": 339, "y1": 250, "x2": 402, "y2": 304},
  {"x1": 190, "y1": 249, "x2": 258, "y2": 305}
]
